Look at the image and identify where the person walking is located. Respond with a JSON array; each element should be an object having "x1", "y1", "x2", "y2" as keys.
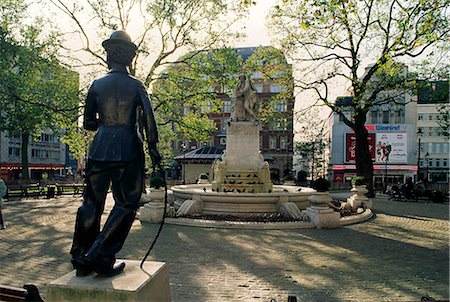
[{"x1": 70, "y1": 30, "x2": 161, "y2": 277}]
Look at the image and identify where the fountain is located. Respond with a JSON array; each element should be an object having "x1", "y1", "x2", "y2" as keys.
[{"x1": 170, "y1": 74, "x2": 314, "y2": 220}]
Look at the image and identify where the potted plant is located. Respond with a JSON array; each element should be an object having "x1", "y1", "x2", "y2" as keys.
[
  {"x1": 306, "y1": 177, "x2": 340, "y2": 228},
  {"x1": 311, "y1": 177, "x2": 330, "y2": 192},
  {"x1": 139, "y1": 173, "x2": 166, "y2": 223},
  {"x1": 283, "y1": 174, "x2": 295, "y2": 186},
  {"x1": 348, "y1": 176, "x2": 370, "y2": 209},
  {"x1": 351, "y1": 176, "x2": 365, "y2": 187},
  {"x1": 149, "y1": 174, "x2": 165, "y2": 199},
  {"x1": 197, "y1": 173, "x2": 209, "y2": 184}
]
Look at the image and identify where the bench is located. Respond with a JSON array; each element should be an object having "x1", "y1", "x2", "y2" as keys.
[
  {"x1": 56, "y1": 183, "x2": 85, "y2": 196},
  {"x1": 4, "y1": 185, "x2": 24, "y2": 200},
  {"x1": 0, "y1": 284, "x2": 43, "y2": 301}
]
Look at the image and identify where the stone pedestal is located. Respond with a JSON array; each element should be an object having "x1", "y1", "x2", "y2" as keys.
[
  {"x1": 347, "y1": 185, "x2": 371, "y2": 209},
  {"x1": 224, "y1": 121, "x2": 260, "y2": 171},
  {"x1": 212, "y1": 121, "x2": 272, "y2": 193},
  {"x1": 306, "y1": 192, "x2": 340, "y2": 229},
  {"x1": 140, "y1": 201, "x2": 165, "y2": 223},
  {"x1": 47, "y1": 260, "x2": 170, "y2": 302}
]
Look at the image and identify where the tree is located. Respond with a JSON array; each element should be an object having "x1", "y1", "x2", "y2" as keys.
[
  {"x1": 295, "y1": 108, "x2": 329, "y2": 182},
  {"x1": 44, "y1": 0, "x2": 247, "y2": 164},
  {"x1": 151, "y1": 46, "x2": 293, "y2": 160},
  {"x1": 268, "y1": 0, "x2": 449, "y2": 196},
  {"x1": 1, "y1": 2, "x2": 79, "y2": 180}
]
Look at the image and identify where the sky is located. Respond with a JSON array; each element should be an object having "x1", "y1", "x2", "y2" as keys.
[{"x1": 233, "y1": 0, "x2": 277, "y2": 48}]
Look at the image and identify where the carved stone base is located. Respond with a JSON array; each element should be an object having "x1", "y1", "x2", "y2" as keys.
[
  {"x1": 306, "y1": 192, "x2": 340, "y2": 229},
  {"x1": 140, "y1": 201, "x2": 165, "y2": 224},
  {"x1": 47, "y1": 260, "x2": 170, "y2": 302}
]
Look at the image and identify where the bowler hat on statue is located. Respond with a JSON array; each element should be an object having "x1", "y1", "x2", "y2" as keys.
[{"x1": 102, "y1": 30, "x2": 137, "y2": 51}]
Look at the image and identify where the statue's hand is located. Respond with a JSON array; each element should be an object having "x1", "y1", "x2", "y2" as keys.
[{"x1": 149, "y1": 143, "x2": 162, "y2": 167}]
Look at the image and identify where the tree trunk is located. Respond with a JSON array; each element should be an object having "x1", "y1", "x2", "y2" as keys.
[
  {"x1": 354, "y1": 122, "x2": 375, "y2": 197},
  {"x1": 21, "y1": 132, "x2": 30, "y2": 182}
]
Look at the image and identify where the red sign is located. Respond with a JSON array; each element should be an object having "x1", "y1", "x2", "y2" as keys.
[{"x1": 345, "y1": 133, "x2": 375, "y2": 163}]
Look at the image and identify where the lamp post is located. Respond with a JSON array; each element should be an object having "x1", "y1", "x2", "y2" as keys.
[
  {"x1": 181, "y1": 143, "x2": 186, "y2": 185},
  {"x1": 417, "y1": 128, "x2": 423, "y2": 182},
  {"x1": 424, "y1": 152, "x2": 430, "y2": 184}
]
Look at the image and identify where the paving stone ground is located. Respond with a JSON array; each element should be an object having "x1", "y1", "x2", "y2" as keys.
[{"x1": 0, "y1": 194, "x2": 448, "y2": 302}]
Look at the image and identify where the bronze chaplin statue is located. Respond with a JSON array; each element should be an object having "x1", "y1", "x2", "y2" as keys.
[{"x1": 70, "y1": 30, "x2": 161, "y2": 277}]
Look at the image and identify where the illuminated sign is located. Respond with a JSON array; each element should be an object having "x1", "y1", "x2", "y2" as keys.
[{"x1": 365, "y1": 124, "x2": 401, "y2": 131}]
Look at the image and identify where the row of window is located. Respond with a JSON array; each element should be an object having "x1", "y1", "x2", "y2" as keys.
[
  {"x1": 369, "y1": 110, "x2": 405, "y2": 124},
  {"x1": 420, "y1": 127, "x2": 445, "y2": 137},
  {"x1": 419, "y1": 158, "x2": 448, "y2": 168},
  {"x1": 6, "y1": 131, "x2": 59, "y2": 143},
  {"x1": 186, "y1": 99, "x2": 288, "y2": 115},
  {"x1": 218, "y1": 136, "x2": 289, "y2": 150},
  {"x1": 218, "y1": 117, "x2": 289, "y2": 131},
  {"x1": 8, "y1": 147, "x2": 60, "y2": 160},
  {"x1": 418, "y1": 113, "x2": 441, "y2": 121},
  {"x1": 421, "y1": 142, "x2": 450, "y2": 154}
]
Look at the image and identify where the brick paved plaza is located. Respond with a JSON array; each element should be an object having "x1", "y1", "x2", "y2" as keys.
[{"x1": 0, "y1": 194, "x2": 448, "y2": 301}]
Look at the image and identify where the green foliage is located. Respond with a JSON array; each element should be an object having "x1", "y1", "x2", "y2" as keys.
[
  {"x1": 269, "y1": 0, "x2": 449, "y2": 194},
  {"x1": 437, "y1": 103, "x2": 450, "y2": 140},
  {"x1": 0, "y1": 2, "x2": 79, "y2": 179},
  {"x1": 199, "y1": 173, "x2": 209, "y2": 180},
  {"x1": 152, "y1": 46, "x2": 293, "y2": 145},
  {"x1": 149, "y1": 174, "x2": 165, "y2": 189},
  {"x1": 351, "y1": 176, "x2": 365, "y2": 187},
  {"x1": 295, "y1": 108, "x2": 328, "y2": 180},
  {"x1": 311, "y1": 177, "x2": 330, "y2": 192}
]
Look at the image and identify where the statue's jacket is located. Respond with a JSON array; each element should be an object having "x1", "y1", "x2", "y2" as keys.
[{"x1": 84, "y1": 68, "x2": 158, "y2": 161}]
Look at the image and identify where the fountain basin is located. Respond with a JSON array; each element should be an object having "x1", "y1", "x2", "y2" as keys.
[{"x1": 171, "y1": 184, "x2": 315, "y2": 217}]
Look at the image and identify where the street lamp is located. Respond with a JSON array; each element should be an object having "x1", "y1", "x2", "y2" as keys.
[
  {"x1": 424, "y1": 152, "x2": 430, "y2": 184},
  {"x1": 181, "y1": 143, "x2": 186, "y2": 185},
  {"x1": 417, "y1": 128, "x2": 423, "y2": 182}
]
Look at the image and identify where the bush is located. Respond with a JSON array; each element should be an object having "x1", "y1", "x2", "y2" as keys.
[
  {"x1": 199, "y1": 173, "x2": 209, "y2": 180},
  {"x1": 351, "y1": 176, "x2": 365, "y2": 187},
  {"x1": 149, "y1": 174, "x2": 165, "y2": 189},
  {"x1": 312, "y1": 177, "x2": 330, "y2": 192}
]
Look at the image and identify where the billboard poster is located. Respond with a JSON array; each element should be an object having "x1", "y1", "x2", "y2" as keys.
[
  {"x1": 345, "y1": 133, "x2": 375, "y2": 163},
  {"x1": 375, "y1": 133, "x2": 407, "y2": 163}
]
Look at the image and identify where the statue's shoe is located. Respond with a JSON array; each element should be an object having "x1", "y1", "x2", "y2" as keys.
[{"x1": 95, "y1": 262, "x2": 125, "y2": 277}]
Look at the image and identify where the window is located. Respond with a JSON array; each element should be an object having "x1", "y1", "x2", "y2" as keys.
[
  {"x1": 274, "y1": 100, "x2": 287, "y2": 112},
  {"x1": 443, "y1": 143, "x2": 449, "y2": 154},
  {"x1": 371, "y1": 110, "x2": 379, "y2": 124},
  {"x1": 31, "y1": 149, "x2": 60, "y2": 159},
  {"x1": 270, "y1": 85, "x2": 284, "y2": 93},
  {"x1": 8, "y1": 147, "x2": 20, "y2": 157},
  {"x1": 269, "y1": 136, "x2": 277, "y2": 149},
  {"x1": 435, "y1": 159, "x2": 440, "y2": 167},
  {"x1": 394, "y1": 110, "x2": 404, "y2": 123},
  {"x1": 41, "y1": 133, "x2": 58, "y2": 143},
  {"x1": 221, "y1": 118, "x2": 229, "y2": 131},
  {"x1": 418, "y1": 114, "x2": 423, "y2": 121},
  {"x1": 254, "y1": 84, "x2": 263, "y2": 93},
  {"x1": 429, "y1": 114, "x2": 433, "y2": 121},
  {"x1": 443, "y1": 159, "x2": 448, "y2": 167},
  {"x1": 280, "y1": 136, "x2": 288, "y2": 149},
  {"x1": 382, "y1": 111, "x2": 389, "y2": 123},
  {"x1": 428, "y1": 159, "x2": 433, "y2": 167},
  {"x1": 222, "y1": 100, "x2": 231, "y2": 113}
]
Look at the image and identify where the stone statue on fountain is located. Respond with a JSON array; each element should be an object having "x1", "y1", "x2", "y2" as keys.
[{"x1": 211, "y1": 73, "x2": 272, "y2": 193}]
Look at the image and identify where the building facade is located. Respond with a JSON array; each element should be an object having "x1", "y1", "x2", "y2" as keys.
[
  {"x1": 328, "y1": 80, "x2": 449, "y2": 190},
  {"x1": 417, "y1": 80, "x2": 449, "y2": 184},
  {"x1": 0, "y1": 130, "x2": 67, "y2": 182}
]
